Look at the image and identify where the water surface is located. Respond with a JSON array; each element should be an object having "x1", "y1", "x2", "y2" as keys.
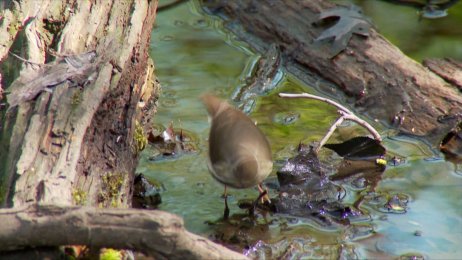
[{"x1": 140, "y1": 1, "x2": 462, "y2": 258}]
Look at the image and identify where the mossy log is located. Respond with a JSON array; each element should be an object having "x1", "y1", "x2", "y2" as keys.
[{"x1": 203, "y1": 0, "x2": 462, "y2": 140}]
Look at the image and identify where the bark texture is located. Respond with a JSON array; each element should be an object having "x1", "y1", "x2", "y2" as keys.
[
  {"x1": 424, "y1": 58, "x2": 462, "y2": 90},
  {"x1": 0, "y1": 204, "x2": 248, "y2": 260},
  {"x1": 0, "y1": 0, "x2": 159, "y2": 208},
  {"x1": 0, "y1": 1, "x2": 249, "y2": 259},
  {"x1": 203, "y1": 0, "x2": 462, "y2": 138}
]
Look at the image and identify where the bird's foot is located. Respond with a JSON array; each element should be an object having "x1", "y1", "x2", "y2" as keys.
[
  {"x1": 258, "y1": 185, "x2": 271, "y2": 204},
  {"x1": 248, "y1": 189, "x2": 268, "y2": 217},
  {"x1": 223, "y1": 195, "x2": 230, "y2": 220},
  {"x1": 261, "y1": 191, "x2": 271, "y2": 204}
]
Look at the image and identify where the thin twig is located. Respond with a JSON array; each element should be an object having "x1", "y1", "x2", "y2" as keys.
[
  {"x1": 278, "y1": 92, "x2": 382, "y2": 152},
  {"x1": 338, "y1": 110, "x2": 382, "y2": 140},
  {"x1": 317, "y1": 115, "x2": 344, "y2": 153},
  {"x1": 279, "y1": 92, "x2": 351, "y2": 114}
]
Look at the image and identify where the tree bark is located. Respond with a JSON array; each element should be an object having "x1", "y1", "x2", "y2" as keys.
[
  {"x1": 423, "y1": 58, "x2": 462, "y2": 90},
  {"x1": 0, "y1": 0, "x2": 158, "y2": 208},
  {"x1": 0, "y1": 1, "x2": 249, "y2": 258},
  {"x1": 0, "y1": 204, "x2": 248, "y2": 260},
  {"x1": 203, "y1": 0, "x2": 462, "y2": 139}
]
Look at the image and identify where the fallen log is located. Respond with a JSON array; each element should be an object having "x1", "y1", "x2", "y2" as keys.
[
  {"x1": 423, "y1": 58, "x2": 462, "y2": 90},
  {"x1": 203, "y1": 0, "x2": 462, "y2": 139},
  {"x1": 0, "y1": 204, "x2": 248, "y2": 259}
]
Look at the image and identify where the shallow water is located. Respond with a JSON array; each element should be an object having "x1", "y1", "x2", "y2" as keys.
[
  {"x1": 334, "y1": 0, "x2": 462, "y2": 62},
  {"x1": 140, "y1": 1, "x2": 462, "y2": 258}
]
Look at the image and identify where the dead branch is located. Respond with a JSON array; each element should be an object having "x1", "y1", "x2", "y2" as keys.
[
  {"x1": 279, "y1": 92, "x2": 382, "y2": 152},
  {"x1": 0, "y1": 204, "x2": 248, "y2": 260}
]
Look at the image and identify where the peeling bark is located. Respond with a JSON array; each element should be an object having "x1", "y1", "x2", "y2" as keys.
[
  {"x1": 424, "y1": 58, "x2": 462, "y2": 90},
  {"x1": 0, "y1": 1, "x2": 248, "y2": 258},
  {"x1": 0, "y1": 0, "x2": 159, "y2": 208}
]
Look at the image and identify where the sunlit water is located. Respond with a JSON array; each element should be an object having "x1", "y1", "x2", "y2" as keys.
[{"x1": 138, "y1": 1, "x2": 462, "y2": 258}]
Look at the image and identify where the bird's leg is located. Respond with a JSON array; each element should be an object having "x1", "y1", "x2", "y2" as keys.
[
  {"x1": 258, "y1": 184, "x2": 271, "y2": 204},
  {"x1": 223, "y1": 185, "x2": 229, "y2": 220},
  {"x1": 249, "y1": 188, "x2": 268, "y2": 217}
]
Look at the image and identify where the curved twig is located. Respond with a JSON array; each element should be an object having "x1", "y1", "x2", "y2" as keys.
[
  {"x1": 317, "y1": 115, "x2": 344, "y2": 153},
  {"x1": 278, "y1": 92, "x2": 382, "y2": 152}
]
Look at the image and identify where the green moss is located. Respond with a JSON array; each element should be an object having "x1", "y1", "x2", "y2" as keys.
[
  {"x1": 72, "y1": 188, "x2": 87, "y2": 206},
  {"x1": 100, "y1": 248, "x2": 122, "y2": 260},
  {"x1": 132, "y1": 120, "x2": 147, "y2": 154},
  {"x1": 99, "y1": 172, "x2": 124, "y2": 208},
  {"x1": 71, "y1": 88, "x2": 83, "y2": 107}
]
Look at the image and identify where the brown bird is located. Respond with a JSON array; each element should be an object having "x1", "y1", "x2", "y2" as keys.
[{"x1": 201, "y1": 94, "x2": 273, "y2": 219}]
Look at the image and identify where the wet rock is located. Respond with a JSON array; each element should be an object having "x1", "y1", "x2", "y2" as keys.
[
  {"x1": 277, "y1": 144, "x2": 326, "y2": 186},
  {"x1": 274, "y1": 145, "x2": 363, "y2": 226},
  {"x1": 208, "y1": 214, "x2": 271, "y2": 251},
  {"x1": 132, "y1": 173, "x2": 163, "y2": 209}
]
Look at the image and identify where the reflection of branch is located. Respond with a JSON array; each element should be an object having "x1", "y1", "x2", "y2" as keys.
[{"x1": 278, "y1": 92, "x2": 382, "y2": 152}]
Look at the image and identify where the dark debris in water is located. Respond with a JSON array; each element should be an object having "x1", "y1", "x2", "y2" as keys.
[
  {"x1": 440, "y1": 121, "x2": 462, "y2": 169},
  {"x1": 275, "y1": 144, "x2": 369, "y2": 227},
  {"x1": 147, "y1": 122, "x2": 199, "y2": 161},
  {"x1": 324, "y1": 136, "x2": 386, "y2": 193},
  {"x1": 324, "y1": 136, "x2": 386, "y2": 160},
  {"x1": 243, "y1": 238, "x2": 358, "y2": 259},
  {"x1": 132, "y1": 173, "x2": 164, "y2": 209},
  {"x1": 208, "y1": 139, "x2": 388, "y2": 255},
  {"x1": 206, "y1": 213, "x2": 272, "y2": 252}
]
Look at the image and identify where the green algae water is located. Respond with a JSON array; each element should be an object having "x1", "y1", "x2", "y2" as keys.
[
  {"x1": 140, "y1": 1, "x2": 462, "y2": 258},
  {"x1": 333, "y1": 0, "x2": 462, "y2": 62}
]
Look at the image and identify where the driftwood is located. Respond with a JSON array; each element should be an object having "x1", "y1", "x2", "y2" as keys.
[
  {"x1": 203, "y1": 0, "x2": 462, "y2": 139},
  {"x1": 0, "y1": 204, "x2": 248, "y2": 260}
]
